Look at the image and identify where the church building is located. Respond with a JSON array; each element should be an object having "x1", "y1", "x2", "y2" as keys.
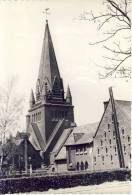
[{"x1": 26, "y1": 20, "x2": 75, "y2": 165}]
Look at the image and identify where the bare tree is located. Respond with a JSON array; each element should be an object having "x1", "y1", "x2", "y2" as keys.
[
  {"x1": 79, "y1": 0, "x2": 131, "y2": 78},
  {"x1": 0, "y1": 77, "x2": 25, "y2": 143}
]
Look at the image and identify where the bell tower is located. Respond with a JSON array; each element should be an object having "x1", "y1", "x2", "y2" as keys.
[{"x1": 26, "y1": 20, "x2": 75, "y2": 164}]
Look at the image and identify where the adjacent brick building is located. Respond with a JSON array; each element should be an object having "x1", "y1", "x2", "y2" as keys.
[
  {"x1": 93, "y1": 88, "x2": 131, "y2": 171},
  {"x1": 52, "y1": 88, "x2": 131, "y2": 173}
]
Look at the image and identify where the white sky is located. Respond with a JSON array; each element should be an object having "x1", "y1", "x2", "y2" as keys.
[{"x1": 0, "y1": 0, "x2": 131, "y2": 132}]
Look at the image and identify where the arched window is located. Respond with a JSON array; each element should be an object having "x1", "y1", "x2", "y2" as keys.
[
  {"x1": 76, "y1": 162, "x2": 79, "y2": 170},
  {"x1": 81, "y1": 162, "x2": 84, "y2": 170},
  {"x1": 85, "y1": 162, "x2": 88, "y2": 170}
]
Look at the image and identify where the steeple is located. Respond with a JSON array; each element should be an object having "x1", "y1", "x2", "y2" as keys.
[
  {"x1": 27, "y1": 18, "x2": 75, "y2": 165},
  {"x1": 37, "y1": 20, "x2": 61, "y2": 93},
  {"x1": 30, "y1": 89, "x2": 35, "y2": 107},
  {"x1": 66, "y1": 85, "x2": 72, "y2": 104}
]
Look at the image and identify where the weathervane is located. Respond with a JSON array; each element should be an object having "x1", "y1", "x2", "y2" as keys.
[{"x1": 43, "y1": 8, "x2": 50, "y2": 21}]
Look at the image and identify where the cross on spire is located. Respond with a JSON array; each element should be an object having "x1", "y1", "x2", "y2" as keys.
[{"x1": 43, "y1": 8, "x2": 50, "y2": 21}]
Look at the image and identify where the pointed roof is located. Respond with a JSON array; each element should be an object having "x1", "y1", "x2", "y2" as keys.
[
  {"x1": 66, "y1": 85, "x2": 72, "y2": 98},
  {"x1": 30, "y1": 89, "x2": 35, "y2": 104},
  {"x1": 38, "y1": 20, "x2": 61, "y2": 90}
]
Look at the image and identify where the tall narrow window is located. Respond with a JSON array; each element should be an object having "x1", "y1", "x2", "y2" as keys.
[
  {"x1": 102, "y1": 156, "x2": 104, "y2": 161},
  {"x1": 77, "y1": 162, "x2": 79, "y2": 171},
  {"x1": 108, "y1": 123, "x2": 110, "y2": 129},
  {"x1": 109, "y1": 139, "x2": 111, "y2": 145},
  {"x1": 98, "y1": 149, "x2": 99, "y2": 154},
  {"x1": 101, "y1": 140, "x2": 103, "y2": 146},
  {"x1": 94, "y1": 156, "x2": 96, "y2": 162},
  {"x1": 128, "y1": 136, "x2": 130, "y2": 142},
  {"x1": 104, "y1": 132, "x2": 106, "y2": 138},
  {"x1": 111, "y1": 155, "x2": 113, "y2": 161},
  {"x1": 115, "y1": 146, "x2": 116, "y2": 152},
  {"x1": 85, "y1": 162, "x2": 88, "y2": 170},
  {"x1": 124, "y1": 145, "x2": 126, "y2": 152},
  {"x1": 106, "y1": 147, "x2": 108, "y2": 153}
]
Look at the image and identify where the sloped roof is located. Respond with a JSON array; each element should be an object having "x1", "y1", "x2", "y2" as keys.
[
  {"x1": 65, "y1": 122, "x2": 98, "y2": 146},
  {"x1": 94, "y1": 99, "x2": 131, "y2": 138},
  {"x1": 30, "y1": 123, "x2": 45, "y2": 151},
  {"x1": 115, "y1": 100, "x2": 131, "y2": 120},
  {"x1": 55, "y1": 145, "x2": 67, "y2": 160},
  {"x1": 52, "y1": 128, "x2": 72, "y2": 154}
]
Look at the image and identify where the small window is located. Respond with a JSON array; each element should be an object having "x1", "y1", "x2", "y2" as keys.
[
  {"x1": 109, "y1": 139, "x2": 111, "y2": 145},
  {"x1": 81, "y1": 162, "x2": 84, "y2": 170},
  {"x1": 111, "y1": 155, "x2": 113, "y2": 161},
  {"x1": 77, "y1": 162, "x2": 79, "y2": 170},
  {"x1": 122, "y1": 128, "x2": 124, "y2": 135},
  {"x1": 85, "y1": 162, "x2": 88, "y2": 170},
  {"x1": 106, "y1": 147, "x2": 108, "y2": 153},
  {"x1": 124, "y1": 145, "x2": 126, "y2": 152},
  {"x1": 101, "y1": 140, "x2": 103, "y2": 146}
]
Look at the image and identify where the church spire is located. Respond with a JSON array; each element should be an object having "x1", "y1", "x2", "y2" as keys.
[{"x1": 37, "y1": 20, "x2": 61, "y2": 93}]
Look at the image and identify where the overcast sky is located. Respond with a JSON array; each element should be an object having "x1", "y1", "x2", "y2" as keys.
[{"x1": 0, "y1": 0, "x2": 131, "y2": 132}]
